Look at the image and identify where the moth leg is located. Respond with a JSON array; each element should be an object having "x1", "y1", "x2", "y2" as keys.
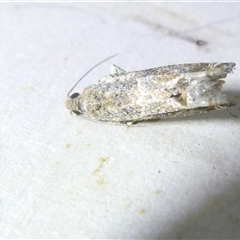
[
  {"x1": 126, "y1": 121, "x2": 138, "y2": 126},
  {"x1": 111, "y1": 64, "x2": 126, "y2": 74}
]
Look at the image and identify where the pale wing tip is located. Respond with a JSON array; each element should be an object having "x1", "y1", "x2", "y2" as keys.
[
  {"x1": 208, "y1": 62, "x2": 236, "y2": 78},
  {"x1": 222, "y1": 62, "x2": 236, "y2": 73}
]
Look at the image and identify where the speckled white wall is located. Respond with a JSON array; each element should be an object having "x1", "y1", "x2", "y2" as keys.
[{"x1": 0, "y1": 2, "x2": 240, "y2": 239}]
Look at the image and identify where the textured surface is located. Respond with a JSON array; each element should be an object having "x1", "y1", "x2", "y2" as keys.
[
  {"x1": 67, "y1": 62, "x2": 236, "y2": 123},
  {"x1": 0, "y1": 2, "x2": 240, "y2": 239}
]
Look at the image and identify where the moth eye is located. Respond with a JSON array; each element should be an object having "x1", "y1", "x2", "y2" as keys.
[{"x1": 70, "y1": 93, "x2": 79, "y2": 99}]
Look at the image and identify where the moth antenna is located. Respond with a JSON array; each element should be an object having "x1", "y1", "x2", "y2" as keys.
[{"x1": 67, "y1": 53, "x2": 118, "y2": 98}]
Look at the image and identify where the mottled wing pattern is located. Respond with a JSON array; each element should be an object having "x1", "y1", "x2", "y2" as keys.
[
  {"x1": 81, "y1": 63, "x2": 235, "y2": 122},
  {"x1": 75, "y1": 62, "x2": 236, "y2": 123}
]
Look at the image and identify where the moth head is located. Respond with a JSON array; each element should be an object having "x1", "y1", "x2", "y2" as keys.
[{"x1": 65, "y1": 92, "x2": 82, "y2": 115}]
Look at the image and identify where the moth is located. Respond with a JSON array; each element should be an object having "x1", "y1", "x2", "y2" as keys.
[{"x1": 66, "y1": 55, "x2": 236, "y2": 125}]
